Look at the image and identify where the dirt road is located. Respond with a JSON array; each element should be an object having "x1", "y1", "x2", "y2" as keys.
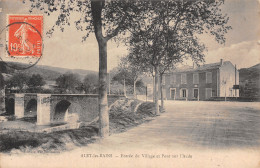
[{"x1": 1, "y1": 101, "x2": 260, "y2": 168}]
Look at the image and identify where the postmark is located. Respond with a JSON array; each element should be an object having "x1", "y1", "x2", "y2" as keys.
[{"x1": 0, "y1": 14, "x2": 43, "y2": 70}]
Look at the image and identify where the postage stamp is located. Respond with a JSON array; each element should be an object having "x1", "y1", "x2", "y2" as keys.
[{"x1": 7, "y1": 14, "x2": 43, "y2": 57}]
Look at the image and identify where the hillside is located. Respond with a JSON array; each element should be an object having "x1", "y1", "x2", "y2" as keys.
[
  {"x1": 0, "y1": 61, "x2": 97, "y2": 81},
  {"x1": 239, "y1": 63, "x2": 260, "y2": 82},
  {"x1": 239, "y1": 63, "x2": 260, "y2": 98}
]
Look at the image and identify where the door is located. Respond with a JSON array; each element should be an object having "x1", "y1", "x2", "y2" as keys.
[
  {"x1": 205, "y1": 88, "x2": 212, "y2": 99},
  {"x1": 170, "y1": 88, "x2": 176, "y2": 100},
  {"x1": 193, "y1": 88, "x2": 199, "y2": 99}
]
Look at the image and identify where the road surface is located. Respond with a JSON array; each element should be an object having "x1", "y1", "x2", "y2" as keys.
[{"x1": 1, "y1": 101, "x2": 260, "y2": 168}]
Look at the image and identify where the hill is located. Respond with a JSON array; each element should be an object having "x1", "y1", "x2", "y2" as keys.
[
  {"x1": 239, "y1": 63, "x2": 260, "y2": 82},
  {"x1": 0, "y1": 61, "x2": 97, "y2": 81},
  {"x1": 239, "y1": 63, "x2": 260, "y2": 98}
]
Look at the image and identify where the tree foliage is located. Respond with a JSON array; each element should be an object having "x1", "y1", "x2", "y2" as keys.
[
  {"x1": 6, "y1": 73, "x2": 30, "y2": 92},
  {"x1": 128, "y1": 0, "x2": 231, "y2": 71},
  {"x1": 27, "y1": 74, "x2": 46, "y2": 89},
  {"x1": 127, "y1": 0, "x2": 231, "y2": 114},
  {"x1": 112, "y1": 55, "x2": 144, "y2": 96},
  {"x1": 83, "y1": 73, "x2": 99, "y2": 94},
  {"x1": 0, "y1": 73, "x2": 4, "y2": 90},
  {"x1": 56, "y1": 72, "x2": 81, "y2": 93}
]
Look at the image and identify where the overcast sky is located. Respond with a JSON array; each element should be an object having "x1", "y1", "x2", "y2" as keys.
[{"x1": 0, "y1": 0, "x2": 259, "y2": 71}]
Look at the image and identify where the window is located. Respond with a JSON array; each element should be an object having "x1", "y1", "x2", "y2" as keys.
[
  {"x1": 181, "y1": 74, "x2": 187, "y2": 84},
  {"x1": 170, "y1": 74, "x2": 176, "y2": 84},
  {"x1": 205, "y1": 88, "x2": 212, "y2": 99},
  {"x1": 193, "y1": 73, "x2": 199, "y2": 84},
  {"x1": 180, "y1": 88, "x2": 188, "y2": 98},
  {"x1": 206, "y1": 72, "x2": 212, "y2": 83}
]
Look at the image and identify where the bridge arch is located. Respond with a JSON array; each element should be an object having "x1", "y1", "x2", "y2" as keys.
[
  {"x1": 5, "y1": 98, "x2": 14, "y2": 115},
  {"x1": 25, "y1": 99, "x2": 37, "y2": 117},
  {"x1": 53, "y1": 100, "x2": 71, "y2": 123}
]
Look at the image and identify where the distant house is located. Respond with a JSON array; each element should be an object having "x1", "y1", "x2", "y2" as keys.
[
  {"x1": 162, "y1": 59, "x2": 239, "y2": 100},
  {"x1": 42, "y1": 80, "x2": 57, "y2": 90}
]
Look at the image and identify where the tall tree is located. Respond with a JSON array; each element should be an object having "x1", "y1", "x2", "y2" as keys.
[
  {"x1": 6, "y1": 73, "x2": 30, "y2": 92},
  {"x1": 112, "y1": 56, "x2": 143, "y2": 98},
  {"x1": 128, "y1": 0, "x2": 231, "y2": 115},
  {"x1": 83, "y1": 73, "x2": 99, "y2": 94},
  {"x1": 27, "y1": 74, "x2": 46, "y2": 92},
  {"x1": 56, "y1": 73, "x2": 81, "y2": 93},
  {"x1": 26, "y1": 0, "x2": 148, "y2": 137}
]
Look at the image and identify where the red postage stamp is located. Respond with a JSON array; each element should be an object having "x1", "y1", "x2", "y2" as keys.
[{"x1": 7, "y1": 15, "x2": 43, "y2": 57}]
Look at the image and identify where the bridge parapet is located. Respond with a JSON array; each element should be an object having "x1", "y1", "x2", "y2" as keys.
[{"x1": 5, "y1": 93, "x2": 125, "y2": 126}]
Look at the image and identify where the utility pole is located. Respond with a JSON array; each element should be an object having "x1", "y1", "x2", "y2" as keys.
[
  {"x1": 123, "y1": 78, "x2": 126, "y2": 97},
  {"x1": 146, "y1": 85, "x2": 148, "y2": 102},
  {"x1": 235, "y1": 64, "x2": 237, "y2": 98},
  {"x1": 108, "y1": 72, "x2": 110, "y2": 95}
]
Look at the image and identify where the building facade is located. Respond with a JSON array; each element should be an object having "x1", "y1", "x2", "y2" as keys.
[{"x1": 162, "y1": 59, "x2": 239, "y2": 100}]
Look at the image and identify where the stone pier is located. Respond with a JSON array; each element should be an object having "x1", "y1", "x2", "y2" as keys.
[
  {"x1": 37, "y1": 94, "x2": 51, "y2": 125},
  {"x1": 14, "y1": 94, "x2": 25, "y2": 118}
]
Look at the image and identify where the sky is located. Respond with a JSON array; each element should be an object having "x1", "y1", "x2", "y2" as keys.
[{"x1": 0, "y1": 0, "x2": 259, "y2": 71}]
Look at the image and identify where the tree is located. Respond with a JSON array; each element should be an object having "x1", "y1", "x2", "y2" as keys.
[
  {"x1": 128, "y1": 0, "x2": 231, "y2": 115},
  {"x1": 112, "y1": 56, "x2": 143, "y2": 98},
  {"x1": 27, "y1": 0, "x2": 230, "y2": 136},
  {"x1": 83, "y1": 73, "x2": 99, "y2": 94},
  {"x1": 6, "y1": 73, "x2": 30, "y2": 92},
  {"x1": 26, "y1": 0, "x2": 148, "y2": 137},
  {"x1": 56, "y1": 73, "x2": 81, "y2": 94},
  {"x1": 27, "y1": 74, "x2": 46, "y2": 92}
]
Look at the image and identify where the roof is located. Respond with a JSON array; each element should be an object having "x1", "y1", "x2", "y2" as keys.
[{"x1": 170, "y1": 61, "x2": 231, "y2": 73}]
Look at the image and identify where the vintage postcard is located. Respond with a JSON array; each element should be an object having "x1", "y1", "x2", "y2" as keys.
[{"x1": 0, "y1": 0, "x2": 259, "y2": 168}]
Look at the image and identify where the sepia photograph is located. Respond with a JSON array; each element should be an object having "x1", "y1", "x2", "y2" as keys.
[{"x1": 0, "y1": 0, "x2": 259, "y2": 167}]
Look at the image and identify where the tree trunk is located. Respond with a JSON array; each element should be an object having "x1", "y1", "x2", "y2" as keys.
[
  {"x1": 133, "y1": 80, "x2": 136, "y2": 99},
  {"x1": 160, "y1": 74, "x2": 164, "y2": 110},
  {"x1": 154, "y1": 66, "x2": 159, "y2": 115},
  {"x1": 123, "y1": 78, "x2": 126, "y2": 96},
  {"x1": 91, "y1": 0, "x2": 109, "y2": 138},
  {"x1": 98, "y1": 40, "x2": 109, "y2": 137},
  {"x1": 153, "y1": 75, "x2": 155, "y2": 103}
]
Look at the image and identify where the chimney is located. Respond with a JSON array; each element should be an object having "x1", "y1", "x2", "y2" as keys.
[{"x1": 220, "y1": 59, "x2": 223, "y2": 65}]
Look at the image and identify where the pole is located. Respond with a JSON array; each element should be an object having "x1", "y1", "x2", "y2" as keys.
[
  {"x1": 108, "y1": 72, "x2": 110, "y2": 95},
  {"x1": 123, "y1": 78, "x2": 126, "y2": 97},
  {"x1": 146, "y1": 85, "x2": 147, "y2": 102},
  {"x1": 235, "y1": 64, "x2": 237, "y2": 97}
]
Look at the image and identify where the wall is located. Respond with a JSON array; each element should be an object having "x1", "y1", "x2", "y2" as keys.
[{"x1": 219, "y1": 62, "x2": 239, "y2": 97}]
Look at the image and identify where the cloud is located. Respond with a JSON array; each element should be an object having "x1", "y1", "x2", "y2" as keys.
[{"x1": 205, "y1": 40, "x2": 260, "y2": 69}]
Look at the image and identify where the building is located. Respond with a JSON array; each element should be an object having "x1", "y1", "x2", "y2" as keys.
[{"x1": 162, "y1": 59, "x2": 239, "y2": 100}]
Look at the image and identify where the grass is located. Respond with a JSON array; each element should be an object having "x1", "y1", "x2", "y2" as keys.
[
  {"x1": 0, "y1": 99, "x2": 156, "y2": 153},
  {"x1": 109, "y1": 101, "x2": 156, "y2": 134}
]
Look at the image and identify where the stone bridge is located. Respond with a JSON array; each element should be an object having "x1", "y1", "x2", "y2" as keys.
[{"x1": 5, "y1": 93, "x2": 124, "y2": 125}]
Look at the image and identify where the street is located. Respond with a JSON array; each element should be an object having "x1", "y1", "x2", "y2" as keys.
[{"x1": 1, "y1": 101, "x2": 260, "y2": 168}]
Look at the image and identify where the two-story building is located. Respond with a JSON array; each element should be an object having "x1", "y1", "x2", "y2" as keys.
[{"x1": 162, "y1": 59, "x2": 239, "y2": 100}]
